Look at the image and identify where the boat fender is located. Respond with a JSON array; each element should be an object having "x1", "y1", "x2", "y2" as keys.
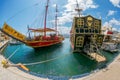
[{"x1": 18, "y1": 63, "x2": 29, "y2": 71}]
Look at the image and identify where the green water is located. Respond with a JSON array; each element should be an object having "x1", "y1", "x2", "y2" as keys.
[{"x1": 2, "y1": 38, "x2": 119, "y2": 78}]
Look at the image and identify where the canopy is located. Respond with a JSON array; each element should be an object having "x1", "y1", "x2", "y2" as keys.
[
  {"x1": 28, "y1": 28, "x2": 58, "y2": 32},
  {"x1": 107, "y1": 31, "x2": 113, "y2": 34}
]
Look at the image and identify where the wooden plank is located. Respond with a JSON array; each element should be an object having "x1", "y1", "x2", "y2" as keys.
[{"x1": 88, "y1": 53, "x2": 106, "y2": 62}]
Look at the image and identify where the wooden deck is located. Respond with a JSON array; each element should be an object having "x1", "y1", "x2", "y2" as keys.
[{"x1": 88, "y1": 53, "x2": 106, "y2": 62}]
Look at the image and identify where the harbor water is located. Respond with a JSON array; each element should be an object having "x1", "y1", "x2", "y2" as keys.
[{"x1": 2, "y1": 38, "x2": 119, "y2": 78}]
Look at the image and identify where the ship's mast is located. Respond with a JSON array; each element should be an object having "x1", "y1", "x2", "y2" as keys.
[
  {"x1": 55, "y1": 5, "x2": 58, "y2": 35},
  {"x1": 44, "y1": 0, "x2": 49, "y2": 36},
  {"x1": 75, "y1": 0, "x2": 82, "y2": 17}
]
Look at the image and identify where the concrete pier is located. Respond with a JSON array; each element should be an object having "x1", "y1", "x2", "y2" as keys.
[
  {"x1": 0, "y1": 40, "x2": 9, "y2": 49},
  {"x1": 0, "y1": 40, "x2": 47, "y2": 80}
]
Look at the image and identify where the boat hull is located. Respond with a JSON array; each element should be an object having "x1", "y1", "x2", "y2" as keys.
[
  {"x1": 101, "y1": 42, "x2": 118, "y2": 53},
  {"x1": 26, "y1": 39, "x2": 64, "y2": 48}
]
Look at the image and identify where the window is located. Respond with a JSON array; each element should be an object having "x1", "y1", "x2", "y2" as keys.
[
  {"x1": 77, "y1": 18, "x2": 84, "y2": 27},
  {"x1": 80, "y1": 29, "x2": 84, "y2": 33},
  {"x1": 76, "y1": 36, "x2": 84, "y2": 47},
  {"x1": 97, "y1": 37, "x2": 102, "y2": 43},
  {"x1": 85, "y1": 28, "x2": 88, "y2": 33},
  {"x1": 94, "y1": 20, "x2": 100, "y2": 29},
  {"x1": 92, "y1": 35, "x2": 97, "y2": 40},
  {"x1": 76, "y1": 29, "x2": 79, "y2": 33}
]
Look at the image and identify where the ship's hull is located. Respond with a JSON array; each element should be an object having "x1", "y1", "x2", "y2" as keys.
[{"x1": 26, "y1": 39, "x2": 64, "y2": 48}]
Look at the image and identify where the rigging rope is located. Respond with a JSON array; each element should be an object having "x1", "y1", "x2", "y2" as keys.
[
  {"x1": 29, "y1": 1, "x2": 47, "y2": 29},
  {"x1": 6, "y1": 2, "x2": 41, "y2": 22}
]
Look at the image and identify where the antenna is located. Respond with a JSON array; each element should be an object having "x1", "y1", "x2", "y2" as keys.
[{"x1": 75, "y1": 0, "x2": 82, "y2": 17}]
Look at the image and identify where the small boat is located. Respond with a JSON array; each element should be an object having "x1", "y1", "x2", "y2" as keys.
[
  {"x1": 101, "y1": 42, "x2": 118, "y2": 53},
  {"x1": 9, "y1": 40, "x2": 22, "y2": 45},
  {"x1": 102, "y1": 27, "x2": 119, "y2": 53}
]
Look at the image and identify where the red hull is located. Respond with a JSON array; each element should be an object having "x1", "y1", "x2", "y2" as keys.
[{"x1": 26, "y1": 39, "x2": 64, "y2": 48}]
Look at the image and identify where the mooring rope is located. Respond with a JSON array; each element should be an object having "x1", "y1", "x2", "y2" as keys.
[
  {"x1": 23, "y1": 53, "x2": 71, "y2": 66},
  {"x1": 7, "y1": 47, "x2": 21, "y2": 60}
]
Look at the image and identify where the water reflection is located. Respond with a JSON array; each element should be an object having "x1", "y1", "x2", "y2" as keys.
[{"x1": 3, "y1": 38, "x2": 118, "y2": 77}]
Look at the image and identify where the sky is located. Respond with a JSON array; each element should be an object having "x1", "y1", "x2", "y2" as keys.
[{"x1": 0, "y1": 0, "x2": 120, "y2": 35}]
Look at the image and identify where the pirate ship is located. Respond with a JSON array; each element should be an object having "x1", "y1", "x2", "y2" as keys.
[
  {"x1": 0, "y1": 0, "x2": 64, "y2": 48},
  {"x1": 70, "y1": 15, "x2": 103, "y2": 52},
  {"x1": 70, "y1": 0, "x2": 106, "y2": 62}
]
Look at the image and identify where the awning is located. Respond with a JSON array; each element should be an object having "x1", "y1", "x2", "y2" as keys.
[
  {"x1": 28, "y1": 28, "x2": 57, "y2": 32},
  {"x1": 107, "y1": 31, "x2": 113, "y2": 34}
]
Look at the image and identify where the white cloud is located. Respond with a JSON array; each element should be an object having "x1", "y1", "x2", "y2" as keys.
[
  {"x1": 110, "y1": 0, "x2": 120, "y2": 8},
  {"x1": 65, "y1": 0, "x2": 98, "y2": 11},
  {"x1": 52, "y1": 4, "x2": 57, "y2": 8},
  {"x1": 57, "y1": 26, "x2": 71, "y2": 34},
  {"x1": 109, "y1": 18, "x2": 120, "y2": 25},
  {"x1": 103, "y1": 18, "x2": 120, "y2": 27},
  {"x1": 103, "y1": 18, "x2": 120, "y2": 31},
  {"x1": 58, "y1": 0, "x2": 98, "y2": 25},
  {"x1": 112, "y1": 27, "x2": 117, "y2": 31},
  {"x1": 107, "y1": 10, "x2": 116, "y2": 16},
  {"x1": 50, "y1": 0, "x2": 98, "y2": 34}
]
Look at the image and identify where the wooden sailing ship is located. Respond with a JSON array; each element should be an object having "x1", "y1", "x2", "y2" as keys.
[
  {"x1": 70, "y1": 1, "x2": 106, "y2": 62},
  {"x1": 70, "y1": 14, "x2": 106, "y2": 62},
  {"x1": 0, "y1": 0, "x2": 64, "y2": 48},
  {"x1": 70, "y1": 15, "x2": 103, "y2": 52}
]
